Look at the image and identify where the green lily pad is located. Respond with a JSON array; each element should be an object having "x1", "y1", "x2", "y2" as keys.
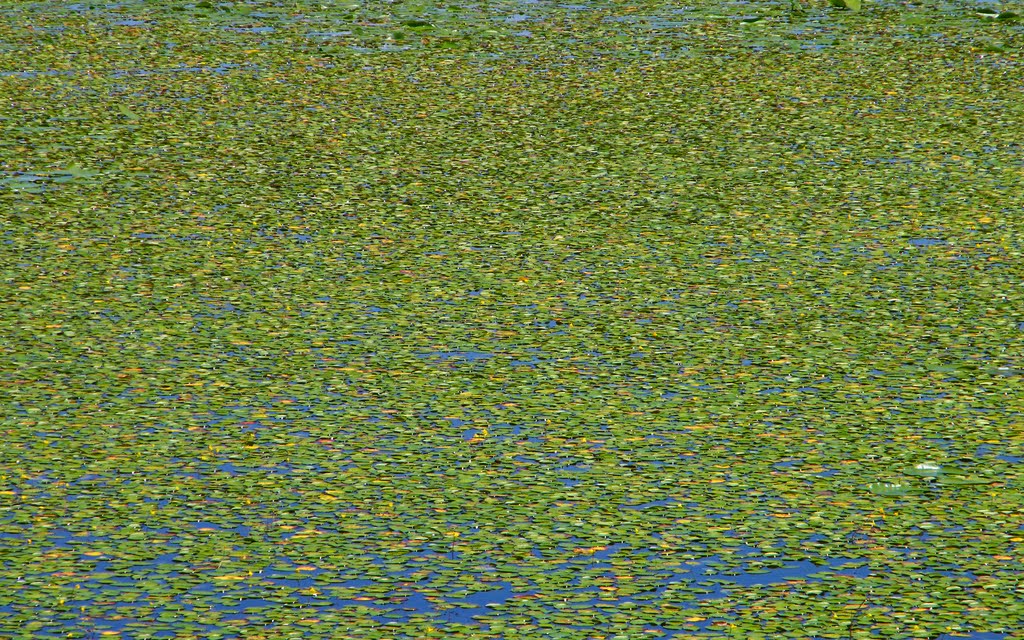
[
  {"x1": 935, "y1": 475, "x2": 998, "y2": 486},
  {"x1": 905, "y1": 462, "x2": 966, "y2": 478},
  {"x1": 829, "y1": 0, "x2": 862, "y2": 10},
  {"x1": 905, "y1": 462, "x2": 943, "y2": 478},
  {"x1": 867, "y1": 482, "x2": 913, "y2": 497}
]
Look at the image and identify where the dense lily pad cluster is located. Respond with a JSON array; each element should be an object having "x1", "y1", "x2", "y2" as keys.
[{"x1": 1, "y1": 0, "x2": 1022, "y2": 638}]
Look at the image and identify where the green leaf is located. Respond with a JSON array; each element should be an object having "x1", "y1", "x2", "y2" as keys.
[
  {"x1": 935, "y1": 475, "x2": 998, "y2": 486},
  {"x1": 905, "y1": 462, "x2": 943, "y2": 478},
  {"x1": 118, "y1": 104, "x2": 141, "y2": 120},
  {"x1": 867, "y1": 483, "x2": 913, "y2": 497},
  {"x1": 61, "y1": 164, "x2": 101, "y2": 179}
]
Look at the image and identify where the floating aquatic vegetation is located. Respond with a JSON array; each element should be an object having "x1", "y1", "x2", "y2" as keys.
[{"x1": 0, "y1": 0, "x2": 1022, "y2": 638}]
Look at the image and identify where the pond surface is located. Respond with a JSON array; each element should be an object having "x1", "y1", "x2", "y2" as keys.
[{"x1": 0, "y1": 0, "x2": 1022, "y2": 638}]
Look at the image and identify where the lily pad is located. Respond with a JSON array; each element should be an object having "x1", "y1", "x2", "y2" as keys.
[
  {"x1": 829, "y1": 0, "x2": 862, "y2": 10},
  {"x1": 904, "y1": 462, "x2": 966, "y2": 478},
  {"x1": 867, "y1": 482, "x2": 913, "y2": 497}
]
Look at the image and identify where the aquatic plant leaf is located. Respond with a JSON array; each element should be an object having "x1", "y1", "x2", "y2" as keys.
[{"x1": 867, "y1": 483, "x2": 912, "y2": 497}]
